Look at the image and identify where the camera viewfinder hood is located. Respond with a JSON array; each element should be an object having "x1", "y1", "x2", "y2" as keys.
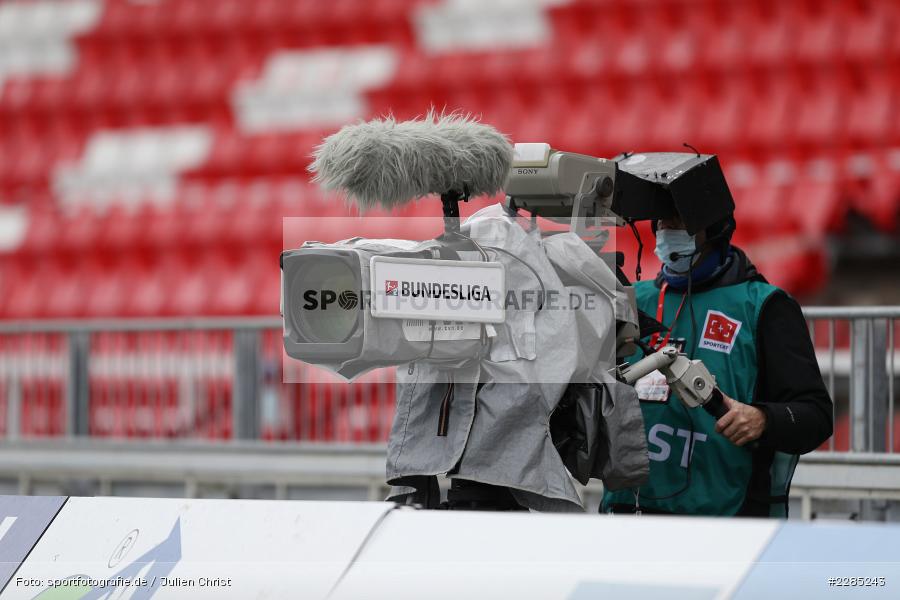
[{"x1": 611, "y1": 152, "x2": 734, "y2": 235}]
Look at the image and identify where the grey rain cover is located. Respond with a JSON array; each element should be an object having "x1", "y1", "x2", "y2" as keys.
[{"x1": 386, "y1": 205, "x2": 647, "y2": 511}]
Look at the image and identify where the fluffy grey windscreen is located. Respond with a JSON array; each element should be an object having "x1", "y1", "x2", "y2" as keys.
[{"x1": 308, "y1": 112, "x2": 514, "y2": 210}]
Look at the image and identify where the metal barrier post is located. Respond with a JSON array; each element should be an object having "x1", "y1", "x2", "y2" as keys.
[
  {"x1": 871, "y1": 320, "x2": 889, "y2": 453},
  {"x1": 852, "y1": 319, "x2": 889, "y2": 453},
  {"x1": 890, "y1": 319, "x2": 896, "y2": 453},
  {"x1": 851, "y1": 318, "x2": 889, "y2": 520},
  {"x1": 67, "y1": 331, "x2": 91, "y2": 437},
  {"x1": 851, "y1": 319, "x2": 868, "y2": 452},
  {"x1": 8, "y1": 374, "x2": 21, "y2": 441},
  {"x1": 233, "y1": 329, "x2": 261, "y2": 440}
]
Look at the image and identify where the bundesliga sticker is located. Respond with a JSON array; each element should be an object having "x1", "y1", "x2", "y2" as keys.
[
  {"x1": 699, "y1": 310, "x2": 743, "y2": 354},
  {"x1": 385, "y1": 280, "x2": 399, "y2": 296}
]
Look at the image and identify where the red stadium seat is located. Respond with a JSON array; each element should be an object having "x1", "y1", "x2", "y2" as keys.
[
  {"x1": 745, "y1": 3, "x2": 794, "y2": 67},
  {"x1": 18, "y1": 208, "x2": 61, "y2": 257},
  {"x1": 59, "y1": 205, "x2": 102, "y2": 253},
  {"x1": 732, "y1": 180, "x2": 790, "y2": 233},
  {"x1": 744, "y1": 77, "x2": 794, "y2": 149},
  {"x1": 648, "y1": 86, "x2": 699, "y2": 150},
  {"x1": 842, "y1": 0, "x2": 892, "y2": 61},
  {"x1": 96, "y1": 203, "x2": 148, "y2": 252},
  {"x1": 792, "y1": 2, "x2": 842, "y2": 64},
  {"x1": 787, "y1": 177, "x2": 843, "y2": 236},
  {"x1": 125, "y1": 261, "x2": 171, "y2": 317},
  {"x1": 142, "y1": 202, "x2": 184, "y2": 249},
  {"x1": 3, "y1": 261, "x2": 56, "y2": 319},
  {"x1": 253, "y1": 251, "x2": 281, "y2": 315},
  {"x1": 167, "y1": 257, "x2": 211, "y2": 316},
  {"x1": 84, "y1": 259, "x2": 136, "y2": 318},
  {"x1": 600, "y1": 85, "x2": 649, "y2": 154},
  {"x1": 844, "y1": 67, "x2": 896, "y2": 145},
  {"x1": 695, "y1": 79, "x2": 751, "y2": 152},
  {"x1": 694, "y1": 3, "x2": 747, "y2": 72},
  {"x1": 792, "y1": 71, "x2": 844, "y2": 147},
  {"x1": 849, "y1": 153, "x2": 900, "y2": 232},
  {"x1": 44, "y1": 260, "x2": 90, "y2": 318}
]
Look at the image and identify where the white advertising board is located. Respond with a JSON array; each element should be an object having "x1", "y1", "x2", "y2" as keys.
[
  {"x1": 2, "y1": 498, "x2": 394, "y2": 600},
  {"x1": 329, "y1": 510, "x2": 779, "y2": 600},
  {"x1": 3, "y1": 496, "x2": 898, "y2": 600},
  {"x1": 370, "y1": 256, "x2": 505, "y2": 323}
]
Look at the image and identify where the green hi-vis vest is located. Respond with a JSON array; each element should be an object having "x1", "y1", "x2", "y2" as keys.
[{"x1": 603, "y1": 278, "x2": 798, "y2": 517}]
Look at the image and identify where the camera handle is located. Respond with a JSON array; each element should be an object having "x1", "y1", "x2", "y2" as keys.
[
  {"x1": 440, "y1": 186, "x2": 469, "y2": 235},
  {"x1": 617, "y1": 346, "x2": 727, "y2": 420}
]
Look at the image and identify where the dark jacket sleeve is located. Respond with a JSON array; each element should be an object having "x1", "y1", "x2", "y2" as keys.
[{"x1": 753, "y1": 291, "x2": 834, "y2": 454}]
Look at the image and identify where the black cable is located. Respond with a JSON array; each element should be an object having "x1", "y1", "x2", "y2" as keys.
[
  {"x1": 483, "y1": 245, "x2": 546, "y2": 311},
  {"x1": 636, "y1": 339, "x2": 654, "y2": 357},
  {"x1": 629, "y1": 241, "x2": 705, "y2": 508},
  {"x1": 446, "y1": 229, "x2": 489, "y2": 261},
  {"x1": 443, "y1": 223, "x2": 546, "y2": 311},
  {"x1": 666, "y1": 243, "x2": 706, "y2": 353},
  {"x1": 439, "y1": 229, "x2": 491, "y2": 355},
  {"x1": 627, "y1": 219, "x2": 643, "y2": 281},
  {"x1": 627, "y1": 321, "x2": 699, "y2": 506},
  {"x1": 444, "y1": 230, "x2": 547, "y2": 357},
  {"x1": 408, "y1": 313, "x2": 439, "y2": 375},
  {"x1": 631, "y1": 399, "x2": 697, "y2": 503},
  {"x1": 621, "y1": 378, "x2": 697, "y2": 506},
  {"x1": 687, "y1": 260, "x2": 698, "y2": 355},
  {"x1": 623, "y1": 225, "x2": 740, "y2": 511}
]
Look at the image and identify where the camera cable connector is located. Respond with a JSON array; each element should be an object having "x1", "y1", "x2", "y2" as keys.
[{"x1": 616, "y1": 345, "x2": 727, "y2": 420}]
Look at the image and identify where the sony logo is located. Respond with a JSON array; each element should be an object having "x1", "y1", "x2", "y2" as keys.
[{"x1": 516, "y1": 168, "x2": 539, "y2": 175}]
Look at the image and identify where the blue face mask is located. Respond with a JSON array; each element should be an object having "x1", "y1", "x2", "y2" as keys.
[{"x1": 654, "y1": 229, "x2": 696, "y2": 273}]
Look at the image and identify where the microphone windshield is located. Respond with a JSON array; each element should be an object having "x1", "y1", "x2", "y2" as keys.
[{"x1": 308, "y1": 111, "x2": 514, "y2": 211}]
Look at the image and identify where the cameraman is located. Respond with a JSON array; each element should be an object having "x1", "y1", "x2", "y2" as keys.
[{"x1": 602, "y1": 212, "x2": 833, "y2": 517}]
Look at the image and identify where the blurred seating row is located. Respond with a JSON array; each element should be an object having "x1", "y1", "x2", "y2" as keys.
[
  {"x1": 84, "y1": 0, "x2": 420, "y2": 45},
  {"x1": 0, "y1": 249, "x2": 279, "y2": 318},
  {"x1": 0, "y1": 184, "x2": 859, "y2": 320},
  {"x1": 17, "y1": 0, "x2": 888, "y2": 70},
  {"x1": 3, "y1": 82, "x2": 899, "y2": 197},
  {"x1": 1, "y1": 140, "x2": 896, "y2": 320},
  {"x1": 549, "y1": 0, "x2": 900, "y2": 68},
  {"x1": 7, "y1": 146, "x2": 895, "y2": 232},
  {"x1": 44, "y1": 0, "x2": 900, "y2": 69},
  {"x1": 0, "y1": 129, "x2": 334, "y2": 192},
  {"x1": 6, "y1": 66, "x2": 897, "y2": 138}
]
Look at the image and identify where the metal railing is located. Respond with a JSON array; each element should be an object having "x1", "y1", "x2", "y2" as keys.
[
  {"x1": 0, "y1": 307, "x2": 898, "y2": 519},
  {"x1": 1, "y1": 308, "x2": 896, "y2": 450},
  {"x1": 0, "y1": 317, "x2": 395, "y2": 444},
  {"x1": 0, "y1": 307, "x2": 900, "y2": 452},
  {"x1": 803, "y1": 307, "x2": 898, "y2": 454}
]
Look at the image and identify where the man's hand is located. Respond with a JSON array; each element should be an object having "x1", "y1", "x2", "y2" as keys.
[{"x1": 714, "y1": 395, "x2": 767, "y2": 446}]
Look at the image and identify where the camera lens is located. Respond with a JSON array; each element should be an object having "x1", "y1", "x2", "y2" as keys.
[{"x1": 291, "y1": 257, "x2": 359, "y2": 344}]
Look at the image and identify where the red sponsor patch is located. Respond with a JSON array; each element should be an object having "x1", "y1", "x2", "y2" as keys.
[
  {"x1": 385, "y1": 280, "x2": 399, "y2": 296},
  {"x1": 699, "y1": 310, "x2": 742, "y2": 354}
]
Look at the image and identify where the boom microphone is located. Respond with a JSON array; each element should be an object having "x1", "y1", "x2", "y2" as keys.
[
  {"x1": 669, "y1": 248, "x2": 701, "y2": 262},
  {"x1": 308, "y1": 111, "x2": 514, "y2": 210}
]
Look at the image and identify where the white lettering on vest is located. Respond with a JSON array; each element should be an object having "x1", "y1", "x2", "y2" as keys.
[
  {"x1": 647, "y1": 424, "x2": 674, "y2": 461},
  {"x1": 648, "y1": 424, "x2": 707, "y2": 468},
  {"x1": 676, "y1": 429, "x2": 708, "y2": 468}
]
